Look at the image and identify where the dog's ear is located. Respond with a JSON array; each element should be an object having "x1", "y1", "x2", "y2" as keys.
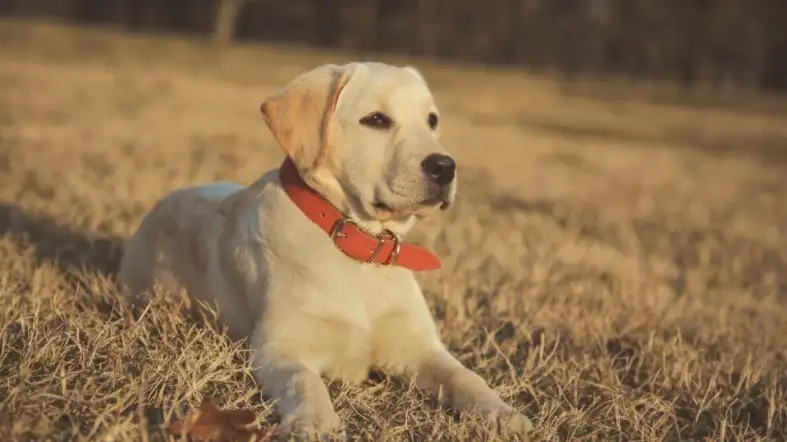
[{"x1": 260, "y1": 63, "x2": 359, "y2": 173}]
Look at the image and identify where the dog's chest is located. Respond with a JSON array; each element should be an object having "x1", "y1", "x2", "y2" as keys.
[{"x1": 299, "y1": 267, "x2": 421, "y2": 381}]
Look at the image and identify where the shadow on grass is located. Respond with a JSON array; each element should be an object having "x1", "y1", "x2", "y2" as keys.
[{"x1": 0, "y1": 203, "x2": 125, "y2": 278}]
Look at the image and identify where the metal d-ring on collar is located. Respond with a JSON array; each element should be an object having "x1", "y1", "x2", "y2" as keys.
[{"x1": 329, "y1": 217, "x2": 401, "y2": 266}]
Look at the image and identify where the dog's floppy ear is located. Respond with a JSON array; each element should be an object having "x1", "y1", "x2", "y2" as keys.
[{"x1": 260, "y1": 63, "x2": 358, "y2": 173}]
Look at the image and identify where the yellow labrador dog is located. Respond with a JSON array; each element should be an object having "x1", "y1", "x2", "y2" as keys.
[{"x1": 117, "y1": 62, "x2": 533, "y2": 440}]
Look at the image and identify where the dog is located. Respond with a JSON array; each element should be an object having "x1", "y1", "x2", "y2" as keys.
[{"x1": 117, "y1": 61, "x2": 534, "y2": 440}]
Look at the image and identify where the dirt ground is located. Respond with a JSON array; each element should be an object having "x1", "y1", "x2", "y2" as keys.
[{"x1": 1, "y1": 20, "x2": 787, "y2": 442}]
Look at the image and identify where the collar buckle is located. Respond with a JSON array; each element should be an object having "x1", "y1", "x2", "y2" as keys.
[
  {"x1": 330, "y1": 218, "x2": 401, "y2": 266},
  {"x1": 328, "y1": 217, "x2": 354, "y2": 241}
]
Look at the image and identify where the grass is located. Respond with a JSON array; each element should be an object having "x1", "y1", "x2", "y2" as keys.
[{"x1": 1, "y1": 18, "x2": 787, "y2": 442}]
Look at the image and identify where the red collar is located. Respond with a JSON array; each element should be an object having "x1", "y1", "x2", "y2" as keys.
[{"x1": 278, "y1": 157, "x2": 441, "y2": 271}]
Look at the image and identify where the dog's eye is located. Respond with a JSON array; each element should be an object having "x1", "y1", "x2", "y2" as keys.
[
  {"x1": 428, "y1": 113, "x2": 439, "y2": 130},
  {"x1": 359, "y1": 112, "x2": 393, "y2": 130}
]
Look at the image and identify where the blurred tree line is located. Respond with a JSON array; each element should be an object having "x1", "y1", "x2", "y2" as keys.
[{"x1": 3, "y1": 0, "x2": 786, "y2": 91}]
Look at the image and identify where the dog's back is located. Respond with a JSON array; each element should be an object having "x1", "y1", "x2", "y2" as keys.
[{"x1": 117, "y1": 182, "x2": 244, "y2": 301}]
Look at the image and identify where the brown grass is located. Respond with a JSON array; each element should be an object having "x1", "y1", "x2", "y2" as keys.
[{"x1": 1, "y1": 19, "x2": 787, "y2": 442}]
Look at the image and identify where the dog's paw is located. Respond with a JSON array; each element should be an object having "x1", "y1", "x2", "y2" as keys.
[
  {"x1": 277, "y1": 407, "x2": 345, "y2": 441},
  {"x1": 469, "y1": 406, "x2": 534, "y2": 440},
  {"x1": 495, "y1": 409, "x2": 534, "y2": 438}
]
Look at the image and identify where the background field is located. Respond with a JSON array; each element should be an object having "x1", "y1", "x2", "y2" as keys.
[{"x1": 1, "y1": 19, "x2": 787, "y2": 441}]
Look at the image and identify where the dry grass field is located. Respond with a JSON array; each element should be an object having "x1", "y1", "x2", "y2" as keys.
[{"x1": 1, "y1": 19, "x2": 787, "y2": 442}]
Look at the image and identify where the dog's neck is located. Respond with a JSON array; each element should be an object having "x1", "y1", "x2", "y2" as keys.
[
  {"x1": 298, "y1": 164, "x2": 416, "y2": 238},
  {"x1": 278, "y1": 157, "x2": 440, "y2": 271}
]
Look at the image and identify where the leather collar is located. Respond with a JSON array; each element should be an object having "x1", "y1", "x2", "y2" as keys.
[{"x1": 278, "y1": 157, "x2": 441, "y2": 271}]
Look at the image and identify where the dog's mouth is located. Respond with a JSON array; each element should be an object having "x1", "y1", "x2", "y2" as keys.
[
  {"x1": 368, "y1": 182, "x2": 454, "y2": 220},
  {"x1": 419, "y1": 194, "x2": 447, "y2": 209},
  {"x1": 372, "y1": 201, "x2": 396, "y2": 213},
  {"x1": 372, "y1": 193, "x2": 450, "y2": 216},
  {"x1": 419, "y1": 184, "x2": 454, "y2": 211}
]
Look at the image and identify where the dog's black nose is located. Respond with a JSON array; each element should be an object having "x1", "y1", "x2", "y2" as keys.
[{"x1": 421, "y1": 154, "x2": 456, "y2": 186}]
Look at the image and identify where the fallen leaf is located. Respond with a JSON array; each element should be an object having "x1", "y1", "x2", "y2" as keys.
[{"x1": 167, "y1": 398, "x2": 275, "y2": 442}]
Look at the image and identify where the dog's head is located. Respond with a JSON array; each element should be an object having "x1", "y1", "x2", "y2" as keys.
[{"x1": 260, "y1": 62, "x2": 456, "y2": 236}]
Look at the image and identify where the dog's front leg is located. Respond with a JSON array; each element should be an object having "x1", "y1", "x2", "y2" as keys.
[
  {"x1": 408, "y1": 345, "x2": 533, "y2": 438},
  {"x1": 251, "y1": 349, "x2": 343, "y2": 440}
]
